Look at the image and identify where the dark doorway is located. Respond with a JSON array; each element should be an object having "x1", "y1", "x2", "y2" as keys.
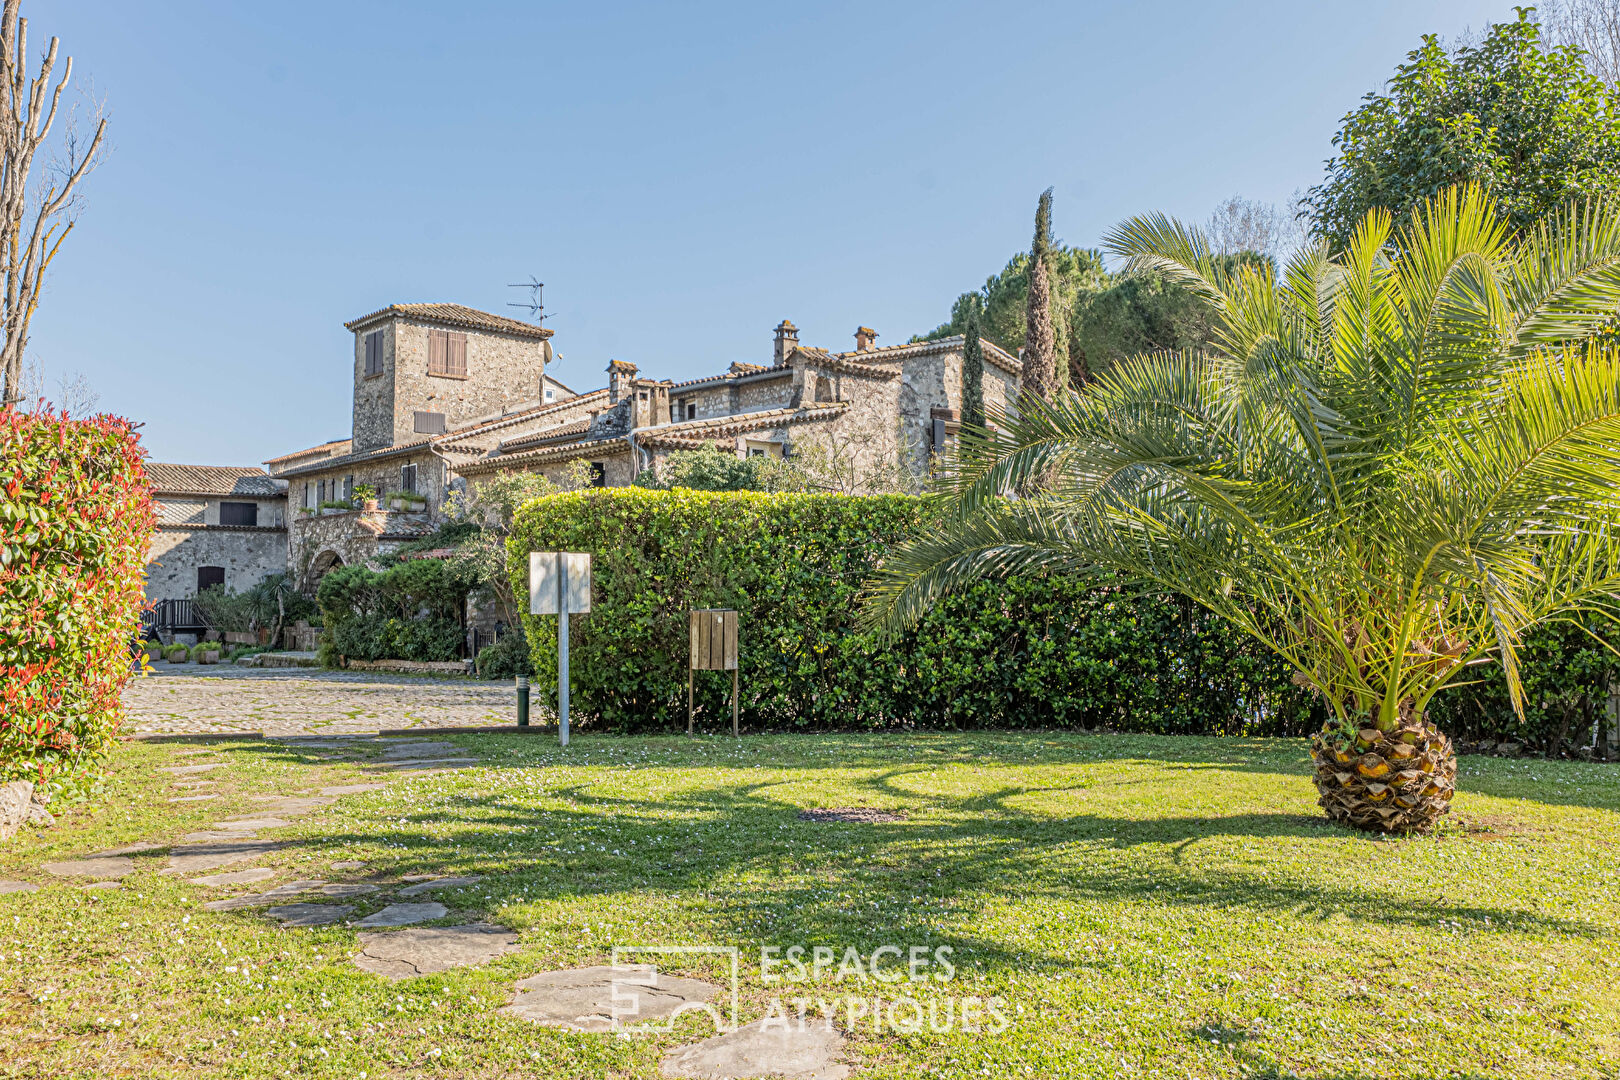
[{"x1": 197, "y1": 566, "x2": 225, "y2": 592}]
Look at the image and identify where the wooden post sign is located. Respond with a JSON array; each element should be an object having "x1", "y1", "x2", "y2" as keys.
[
  {"x1": 530, "y1": 552, "x2": 592, "y2": 747},
  {"x1": 688, "y1": 609, "x2": 739, "y2": 737}
]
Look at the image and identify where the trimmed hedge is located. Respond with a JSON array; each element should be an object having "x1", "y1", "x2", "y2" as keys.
[
  {"x1": 508, "y1": 489, "x2": 1324, "y2": 734},
  {"x1": 0, "y1": 408, "x2": 153, "y2": 788}
]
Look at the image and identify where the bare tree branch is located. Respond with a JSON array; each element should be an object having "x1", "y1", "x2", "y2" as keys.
[
  {"x1": 0, "y1": 1, "x2": 104, "y2": 406},
  {"x1": 1543, "y1": 0, "x2": 1620, "y2": 87}
]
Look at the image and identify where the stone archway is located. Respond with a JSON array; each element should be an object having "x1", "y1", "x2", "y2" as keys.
[{"x1": 304, "y1": 549, "x2": 346, "y2": 593}]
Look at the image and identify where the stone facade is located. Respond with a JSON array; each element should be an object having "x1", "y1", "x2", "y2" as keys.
[
  {"x1": 142, "y1": 464, "x2": 290, "y2": 609},
  {"x1": 344, "y1": 304, "x2": 555, "y2": 454},
  {"x1": 286, "y1": 505, "x2": 435, "y2": 591}
]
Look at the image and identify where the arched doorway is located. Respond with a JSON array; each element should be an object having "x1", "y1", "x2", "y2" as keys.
[{"x1": 305, "y1": 549, "x2": 345, "y2": 593}]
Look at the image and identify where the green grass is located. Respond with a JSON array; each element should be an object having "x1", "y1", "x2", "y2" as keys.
[{"x1": 2, "y1": 732, "x2": 1617, "y2": 1079}]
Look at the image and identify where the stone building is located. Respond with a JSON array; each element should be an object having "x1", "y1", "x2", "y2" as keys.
[
  {"x1": 144, "y1": 464, "x2": 288, "y2": 637},
  {"x1": 145, "y1": 301, "x2": 1020, "y2": 604}
]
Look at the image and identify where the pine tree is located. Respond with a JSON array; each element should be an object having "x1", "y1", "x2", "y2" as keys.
[
  {"x1": 1021, "y1": 188, "x2": 1059, "y2": 401},
  {"x1": 962, "y1": 300, "x2": 985, "y2": 428}
]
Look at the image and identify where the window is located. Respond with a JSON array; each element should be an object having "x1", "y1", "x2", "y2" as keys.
[
  {"x1": 344, "y1": 474, "x2": 354, "y2": 501},
  {"x1": 318, "y1": 479, "x2": 328, "y2": 505},
  {"x1": 401, "y1": 463, "x2": 418, "y2": 494},
  {"x1": 304, "y1": 482, "x2": 314, "y2": 509},
  {"x1": 686, "y1": 402, "x2": 697, "y2": 420},
  {"x1": 427, "y1": 329, "x2": 468, "y2": 377},
  {"x1": 545, "y1": 388, "x2": 555, "y2": 402},
  {"x1": 589, "y1": 462, "x2": 606, "y2": 487},
  {"x1": 219, "y1": 501, "x2": 258, "y2": 527},
  {"x1": 197, "y1": 566, "x2": 225, "y2": 592},
  {"x1": 413, "y1": 410, "x2": 447, "y2": 434},
  {"x1": 746, "y1": 440, "x2": 783, "y2": 459},
  {"x1": 364, "y1": 331, "x2": 383, "y2": 377}
]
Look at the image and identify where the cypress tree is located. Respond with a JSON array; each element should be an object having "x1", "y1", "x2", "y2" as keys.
[
  {"x1": 962, "y1": 300, "x2": 985, "y2": 428},
  {"x1": 1021, "y1": 188, "x2": 1058, "y2": 401}
]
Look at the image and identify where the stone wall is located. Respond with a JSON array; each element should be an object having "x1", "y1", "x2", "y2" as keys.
[
  {"x1": 386, "y1": 318, "x2": 548, "y2": 449},
  {"x1": 895, "y1": 344, "x2": 1015, "y2": 474},
  {"x1": 287, "y1": 506, "x2": 431, "y2": 591},
  {"x1": 146, "y1": 527, "x2": 288, "y2": 603},
  {"x1": 670, "y1": 372, "x2": 794, "y2": 421},
  {"x1": 352, "y1": 321, "x2": 397, "y2": 453}
]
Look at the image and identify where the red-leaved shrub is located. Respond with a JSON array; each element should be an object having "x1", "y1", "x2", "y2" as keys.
[{"x1": 0, "y1": 407, "x2": 153, "y2": 789}]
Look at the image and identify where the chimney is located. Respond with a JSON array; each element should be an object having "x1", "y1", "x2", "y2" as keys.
[
  {"x1": 607, "y1": 358, "x2": 638, "y2": 405},
  {"x1": 854, "y1": 326, "x2": 878, "y2": 353},
  {"x1": 773, "y1": 319, "x2": 799, "y2": 365}
]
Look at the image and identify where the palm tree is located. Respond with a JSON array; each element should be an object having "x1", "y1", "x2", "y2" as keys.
[{"x1": 866, "y1": 185, "x2": 1620, "y2": 833}]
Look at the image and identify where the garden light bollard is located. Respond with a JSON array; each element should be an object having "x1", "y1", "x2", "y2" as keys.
[
  {"x1": 529, "y1": 551, "x2": 592, "y2": 747},
  {"x1": 688, "y1": 609, "x2": 739, "y2": 737},
  {"x1": 515, "y1": 675, "x2": 529, "y2": 728}
]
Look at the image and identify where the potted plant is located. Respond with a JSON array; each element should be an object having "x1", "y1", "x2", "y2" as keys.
[
  {"x1": 144, "y1": 641, "x2": 165, "y2": 663},
  {"x1": 165, "y1": 644, "x2": 190, "y2": 663},
  {"x1": 191, "y1": 642, "x2": 221, "y2": 665},
  {"x1": 354, "y1": 483, "x2": 379, "y2": 511}
]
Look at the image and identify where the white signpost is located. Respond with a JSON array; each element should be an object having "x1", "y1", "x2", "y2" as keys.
[{"x1": 529, "y1": 551, "x2": 592, "y2": 746}]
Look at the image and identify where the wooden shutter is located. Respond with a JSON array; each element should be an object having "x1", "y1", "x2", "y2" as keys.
[
  {"x1": 413, "y1": 411, "x2": 447, "y2": 434},
  {"x1": 428, "y1": 330, "x2": 447, "y2": 375},
  {"x1": 364, "y1": 331, "x2": 381, "y2": 376},
  {"x1": 447, "y1": 333, "x2": 467, "y2": 377}
]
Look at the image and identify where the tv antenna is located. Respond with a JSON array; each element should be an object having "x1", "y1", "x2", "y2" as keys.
[{"x1": 507, "y1": 277, "x2": 550, "y2": 322}]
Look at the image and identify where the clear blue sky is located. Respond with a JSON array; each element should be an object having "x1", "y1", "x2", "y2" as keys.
[{"x1": 25, "y1": 0, "x2": 1515, "y2": 465}]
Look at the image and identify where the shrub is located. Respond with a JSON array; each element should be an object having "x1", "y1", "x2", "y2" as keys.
[
  {"x1": 476, "y1": 627, "x2": 533, "y2": 679},
  {"x1": 0, "y1": 408, "x2": 153, "y2": 790},
  {"x1": 189, "y1": 642, "x2": 218, "y2": 662},
  {"x1": 317, "y1": 557, "x2": 474, "y2": 664},
  {"x1": 508, "y1": 489, "x2": 1323, "y2": 733}
]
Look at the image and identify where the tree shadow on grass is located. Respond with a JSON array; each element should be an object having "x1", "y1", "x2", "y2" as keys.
[{"x1": 271, "y1": 768, "x2": 1611, "y2": 984}]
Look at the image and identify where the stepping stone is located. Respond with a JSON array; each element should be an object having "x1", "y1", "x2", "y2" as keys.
[
  {"x1": 330, "y1": 860, "x2": 366, "y2": 870},
  {"x1": 91, "y1": 842, "x2": 166, "y2": 857},
  {"x1": 660, "y1": 1019, "x2": 849, "y2": 1079},
  {"x1": 0, "y1": 880, "x2": 39, "y2": 894},
  {"x1": 352, "y1": 923, "x2": 519, "y2": 980},
  {"x1": 504, "y1": 965, "x2": 722, "y2": 1032},
  {"x1": 266, "y1": 903, "x2": 350, "y2": 927},
  {"x1": 215, "y1": 817, "x2": 293, "y2": 829},
  {"x1": 371, "y1": 759, "x2": 480, "y2": 772},
  {"x1": 356, "y1": 902, "x2": 447, "y2": 927},
  {"x1": 398, "y1": 875, "x2": 484, "y2": 896},
  {"x1": 248, "y1": 796, "x2": 334, "y2": 816},
  {"x1": 380, "y1": 741, "x2": 462, "y2": 760},
  {"x1": 80, "y1": 881, "x2": 123, "y2": 891},
  {"x1": 203, "y1": 880, "x2": 329, "y2": 910},
  {"x1": 161, "y1": 763, "x2": 224, "y2": 775},
  {"x1": 202, "y1": 882, "x2": 377, "y2": 910},
  {"x1": 319, "y1": 784, "x2": 388, "y2": 797},
  {"x1": 164, "y1": 840, "x2": 281, "y2": 875},
  {"x1": 43, "y1": 857, "x2": 133, "y2": 880},
  {"x1": 191, "y1": 867, "x2": 277, "y2": 887},
  {"x1": 169, "y1": 794, "x2": 218, "y2": 803}
]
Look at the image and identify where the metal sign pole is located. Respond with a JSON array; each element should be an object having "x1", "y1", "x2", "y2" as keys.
[{"x1": 558, "y1": 559, "x2": 570, "y2": 748}]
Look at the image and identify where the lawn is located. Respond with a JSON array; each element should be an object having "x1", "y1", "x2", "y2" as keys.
[{"x1": 1, "y1": 731, "x2": 1617, "y2": 1079}]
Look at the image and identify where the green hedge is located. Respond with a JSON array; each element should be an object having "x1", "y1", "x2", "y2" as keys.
[
  {"x1": 0, "y1": 408, "x2": 154, "y2": 789},
  {"x1": 508, "y1": 489, "x2": 1325, "y2": 734}
]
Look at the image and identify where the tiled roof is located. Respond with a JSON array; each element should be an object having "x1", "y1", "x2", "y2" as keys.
[
  {"x1": 147, "y1": 464, "x2": 285, "y2": 497},
  {"x1": 669, "y1": 364, "x2": 792, "y2": 391},
  {"x1": 498, "y1": 418, "x2": 593, "y2": 453},
  {"x1": 837, "y1": 335, "x2": 1022, "y2": 376},
  {"x1": 343, "y1": 303, "x2": 553, "y2": 340},
  {"x1": 455, "y1": 436, "x2": 632, "y2": 476},
  {"x1": 787, "y1": 347, "x2": 900, "y2": 379},
  {"x1": 263, "y1": 438, "x2": 351, "y2": 466},
  {"x1": 436, "y1": 389, "x2": 609, "y2": 445},
  {"x1": 639, "y1": 402, "x2": 848, "y2": 446},
  {"x1": 275, "y1": 438, "x2": 442, "y2": 478}
]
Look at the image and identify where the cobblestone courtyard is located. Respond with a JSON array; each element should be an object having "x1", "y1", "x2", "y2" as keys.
[{"x1": 124, "y1": 666, "x2": 521, "y2": 736}]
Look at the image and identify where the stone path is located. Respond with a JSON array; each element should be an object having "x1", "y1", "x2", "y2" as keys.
[
  {"x1": 661, "y1": 1020, "x2": 849, "y2": 1079},
  {"x1": 503, "y1": 965, "x2": 722, "y2": 1032},
  {"x1": 356, "y1": 902, "x2": 446, "y2": 927},
  {"x1": 352, "y1": 924, "x2": 520, "y2": 979},
  {"x1": 124, "y1": 666, "x2": 519, "y2": 736}
]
